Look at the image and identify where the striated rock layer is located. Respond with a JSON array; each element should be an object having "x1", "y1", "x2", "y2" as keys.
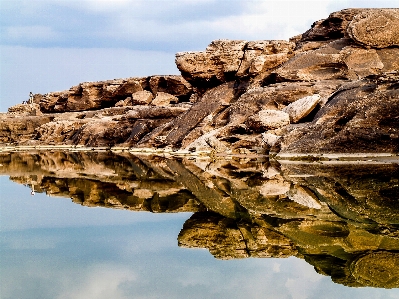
[{"x1": 1, "y1": 8, "x2": 399, "y2": 155}]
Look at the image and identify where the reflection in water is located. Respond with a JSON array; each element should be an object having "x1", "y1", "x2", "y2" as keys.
[{"x1": 0, "y1": 151, "x2": 398, "y2": 289}]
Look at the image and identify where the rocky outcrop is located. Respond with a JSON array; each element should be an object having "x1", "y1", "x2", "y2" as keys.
[
  {"x1": 348, "y1": 9, "x2": 399, "y2": 48},
  {"x1": 1, "y1": 8, "x2": 398, "y2": 155},
  {"x1": 0, "y1": 151, "x2": 398, "y2": 288},
  {"x1": 276, "y1": 73, "x2": 399, "y2": 154}
]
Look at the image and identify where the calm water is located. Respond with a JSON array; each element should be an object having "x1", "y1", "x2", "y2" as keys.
[{"x1": 0, "y1": 151, "x2": 398, "y2": 299}]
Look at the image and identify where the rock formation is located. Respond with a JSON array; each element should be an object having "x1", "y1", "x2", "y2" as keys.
[
  {"x1": 1, "y1": 8, "x2": 398, "y2": 156},
  {"x1": 1, "y1": 7, "x2": 399, "y2": 289},
  {"x1": 0, "y1": 151, "x2": 398, "y2": 288}
]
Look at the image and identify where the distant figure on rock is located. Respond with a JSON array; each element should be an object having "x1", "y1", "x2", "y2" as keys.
[
  {"x1": 28, "y1": 92, "x2": 34, "y2": 106},
  {"x1": 30, "y1": 184, "x2": 35, "y2": 196}
]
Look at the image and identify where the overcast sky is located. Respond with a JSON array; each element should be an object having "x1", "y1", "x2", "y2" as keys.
[{"x1": 0, "y1": 0, "x2": 397, "y2": 111}]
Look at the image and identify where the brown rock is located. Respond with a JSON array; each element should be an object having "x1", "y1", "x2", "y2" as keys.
[
  {"x1": 247, "y1": 109, "x2": 290, "y2": 132},
  {"x1": 115, "y1": 97, "x2": 133, "y2": 107},
  {"x1": 0, "y1": 115, "x2": 54, "y2": 144},
  {"x1": 148, "y1": 75, "x2": 192, "y2": 100},
  {"x1": 228, "y1": 81, "x2": 341, "y2": 126},
  {"x1": 140, "y1": 82, "x2": 237, "y2": 147},
  {"x1": 348, "y1": 9, "x2": 399, "y2": 48},
  {"x1": 151, "y1": 92, "x2": 179, "y2": 106},
  {"x1": 299, "y1": 9, "x2": 366, "y2": 43},
  {"x1": 39, "y1": 77, "x2": 147, "y2": 113},
  {"x1": 236, "y1": 40, "x2": 295, "y2": 77},
  {"x1": 131, "y1": 90, "x2": 153, "y2": 105},
  {"x1": 278, "y1": 72, "x2": 399, "y2": 154},
  {"x1": 176, "y1": 40, "x2": 246, "y2": 87},
  {"x1": 282, "y1": 94, "x2": 321, "y2": 123},
  {"x1": 7, "y1": 103, "x2": 43, "y2": 116},
  {"x1": 349, "y1": 252, "x2": 399, "y2": 288}
]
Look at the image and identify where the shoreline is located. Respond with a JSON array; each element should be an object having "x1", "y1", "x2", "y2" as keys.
[{"x1": 0, "y1": 145, "x2": 398, "y2": 163}]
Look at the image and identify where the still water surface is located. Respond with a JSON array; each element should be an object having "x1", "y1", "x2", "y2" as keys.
[{"x1": 0, "y1": 151, "x2": 398, "y2": 299}]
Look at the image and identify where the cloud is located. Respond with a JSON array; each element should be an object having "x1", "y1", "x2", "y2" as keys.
[
  {"x1": 57, "y1": 264, "x2": 137, "y2": 299},
  {"x1": 1, "y1": 0, "x2": 398, "y2": 111},
  {"x1": 0, "y1": 0, "x2": 327, "y2": 50}
]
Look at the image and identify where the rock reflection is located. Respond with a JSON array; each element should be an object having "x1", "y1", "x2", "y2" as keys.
[{"x1": 0, "y1": 151, "x2": 398, "y2": 288}]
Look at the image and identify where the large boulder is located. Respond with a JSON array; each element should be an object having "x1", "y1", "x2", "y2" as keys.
[
  {"x1": 175, "y1": 40, "x2": 247, "y2": 88},
  {"x1": 347, "y1": 9, "x2": 399, "y2": 48}
]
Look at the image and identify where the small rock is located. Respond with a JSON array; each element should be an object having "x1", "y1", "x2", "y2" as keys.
[
  {"x1": 261, "y1": 132, "x2": 281, "y2": 147},
  {"x1": 283, "y1": 94, "x2": 320, "y2": 123},
  {"x1": 132, "y1": 90, "x2": 154, "y2": 105},
  {"x1": 133, "y1": 189, "x2": 154, "y2": 199},
  {"x1": 185, "y1": 128, "x2": 225, "y2": 152},
  {"x1": 248, "y1": 110, "x2": 290, "y2": 131},
  {"x1": 151, "y1": 92, "x2": 179, "y2": 106},
  {"x1": 288, "y1": 185, "x2": 322, "y2": 209},
  {"x1": 259, "y1": 179, "x2": 291, "y2": 196},
  {"x1": 115, "y1": 97, "x2": 132, "y2": 107},
  {"x1": 262, "y1": 166, "x2": 280, "y2": 179}
]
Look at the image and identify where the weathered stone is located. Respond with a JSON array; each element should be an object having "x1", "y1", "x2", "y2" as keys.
[
  {"x1": 279, "y1": 73, "x2": 399, "y2": 154},
  {"x1": 349, "y1": 252, "x2": 399, "y2": 288},
  {"x1": 236, "y1": 40, "x2": 295, "y2": 77},
  {"x1": 178, "y1": 212, "x2": 296, "y2": 259},
  {"x1": 288, "y1": 185, "x2": 322, "y2": 209},
  {"x1": 282, "y1": 94, "x2": 321, "y2": 123},
  {"x1": 259, "y1": 179, "x2": 291, "y2": 196},
  {"x1": 2, "y1": 8, "x2": 398, "y2": 157},
  {"x1": 140, "y1": 82, "x2": 237, "y2": 147},
  {"x1": 132, "y1": 90, "x2": 154, "y2": 105},
  {"x1": 176, "y1": 40, "x2": 246, "y2": 87},
  {"x1": 184, "y1": 128, "x2": 227, "y2": 152},
  {"x1": 8, "y1": 103, "x2": 43, "y2": 116},
  {"x1": 149, "y1": 75, "x2": 192, "y2": 100},
  {"x1": 0, "y1": 115, "x2": 54, "y2": 144},
  {"x1": 228, "y1": 81, "x2": 341, "y2": 127},
  {"x1": 151, "y1": 92, "x2": 179, "y2": 106},
  {"x1": 247, "y1": 110, "x2": 290, "y2": 132},
  {"x1": 342, "y1": 48, "x2": 384, "y2": 78},
  {"x1": 39, "y1": 77, "x2": 147, "y2": 113},
  {"x1": 299, "y1": 9, "x2": 366, "y2": 43},
  {"x1": 261, "y1": 132, "x2": 281, "y2": 148},
  {"x1": 36, "y1": 120, "x2": 88, "y2": 144},
  {"x1": 122, "y1": 106, "x2": 189, "y2": 119},
  {"x1": 347, "y1": 9, "x2": 399, "y2": 48},
  {"x1": 115, "y1": 97, "x2": 132, "y2": 107}
]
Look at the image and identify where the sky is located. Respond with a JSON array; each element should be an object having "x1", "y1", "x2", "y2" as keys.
[{"x1": 0, "y1": 0, "x2": 398, "y2": 111}]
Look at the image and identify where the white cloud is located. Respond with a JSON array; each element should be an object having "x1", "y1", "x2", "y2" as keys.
[
  {"x1": 57, "y1": 263, "x2": 137, "y2": 299},
  {"x1": 284, "y1": 258, "x2": 323, "y2": 299}
]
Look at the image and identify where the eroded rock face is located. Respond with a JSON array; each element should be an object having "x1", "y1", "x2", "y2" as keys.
[
  {"x1": 277, "y1": 73, "x2": 399, "y2": 154},
  {"x1": 1, "y1": 8, "x2": 398, "y2": 154},
  {"x1": 348, "y1": 9, "x2": 399, "y2": 48}
]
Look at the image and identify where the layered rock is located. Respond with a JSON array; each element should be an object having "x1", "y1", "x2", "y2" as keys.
[{"x1": 1, "y1": 8, "x2": 399, "y2": 155}]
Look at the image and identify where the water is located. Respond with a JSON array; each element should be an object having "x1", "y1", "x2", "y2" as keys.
[{"x1": 0, "y1": 151, "x2": 398, "y2": 299}]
